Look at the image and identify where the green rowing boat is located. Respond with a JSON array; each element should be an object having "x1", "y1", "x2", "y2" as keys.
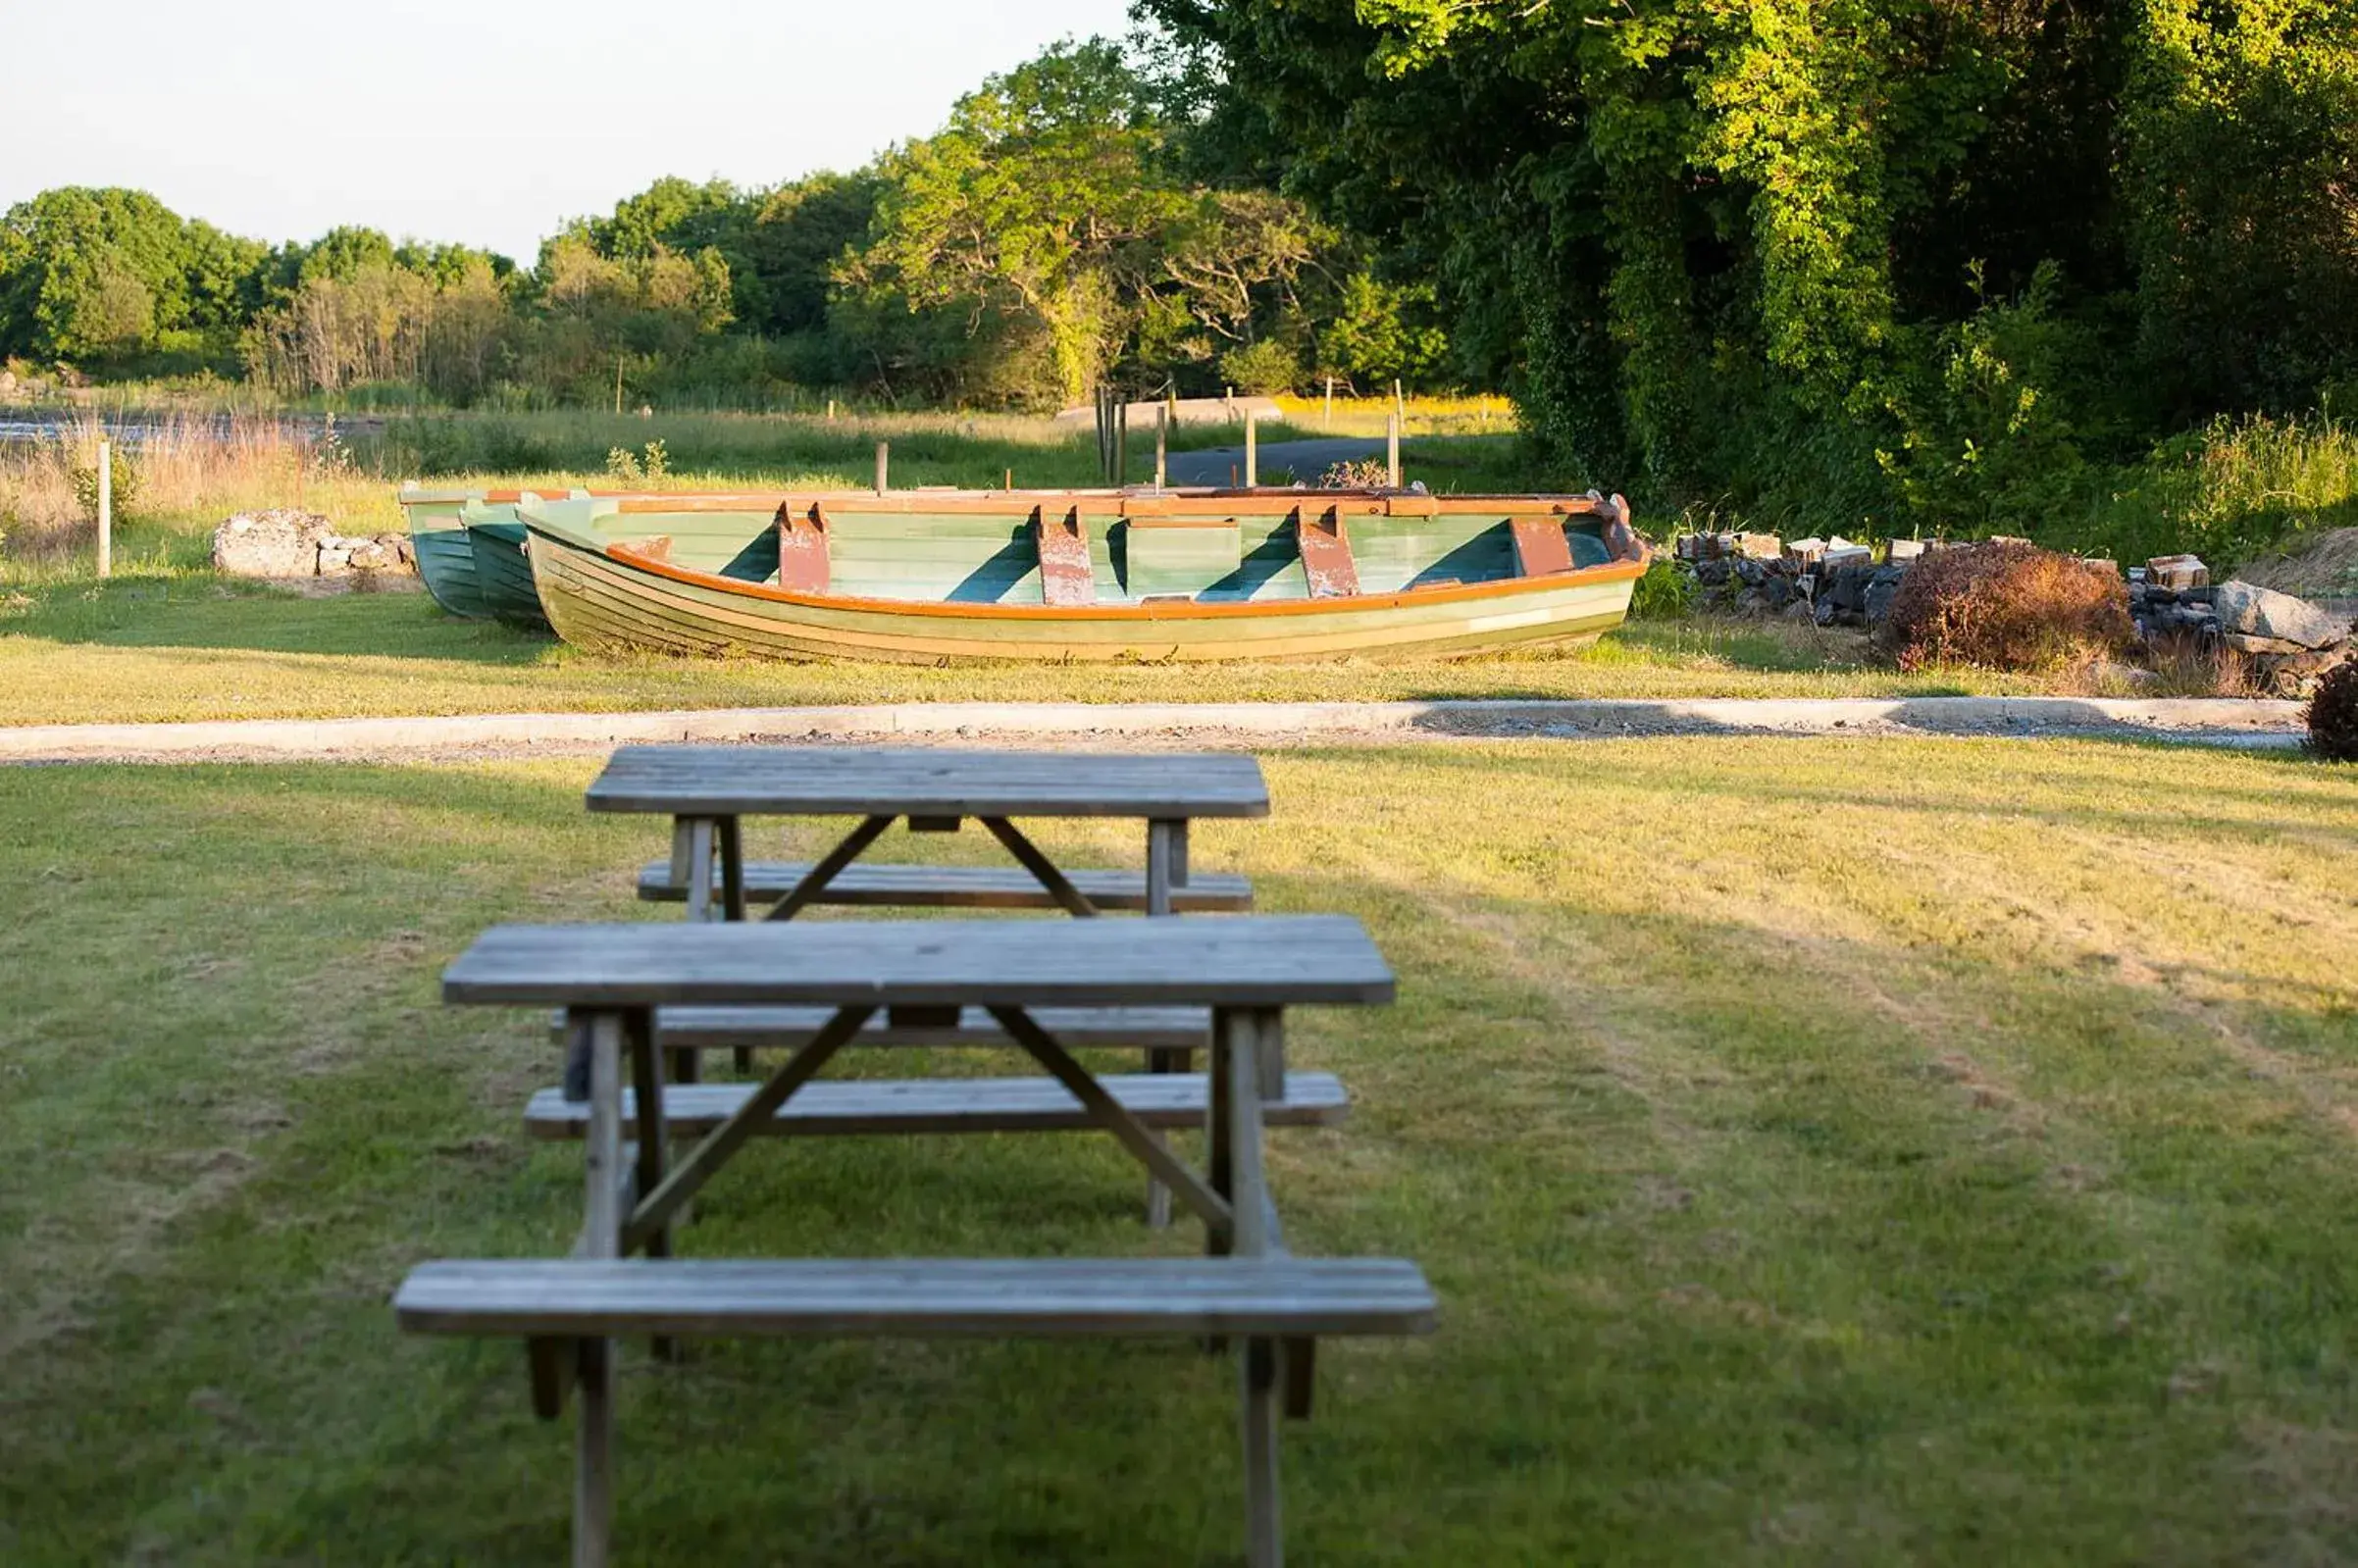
[
  {"x1": 398, "y1": 486, "x2": 581, "y2": 627},
  {"x1": 515, "y1": 487, "x2": 1646, "y2": 663}
]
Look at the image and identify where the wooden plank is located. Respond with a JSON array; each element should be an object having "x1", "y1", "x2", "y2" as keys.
[
  {"x1": 978, "y1": 816, "x2": 1099, "y2": 917},
  {"x1": 775, "y1": 502, "x2": 830, "y2": 592},
  {"x1": 587, "y1": 745, "x2": 1270, "y2": 819},
  {"x1": 639, "y1": 860, "x2": 1253, "y2": 912},
  {"x1": 523, "y1": 1071, "x2": 1351, "y2": 1139},
  {"x1": 395, "y1": 1256, "x2": 1440, "y2": 1339},
  {"x1": 762, "y1": 814, "x2": 893, "y2": 923},
  {"x1": 578, "y1": 1014, "x2": 622, "y2": 1568},
  {"x1": 1036, "y1": 507, "x2": 1097, "y2": 606},
  {"x1": 620, "y1": 1006, "x2": 875, "y2": 1255},
  {"x1": 987, "y1": 1006, "x2": 1233, "y2": 1244},
  {"x1": 1242, "y1": 1335, "x2": 1282, "y2": 1567},
  {"x1": 1297, "y1": 508, "x2": 1360, "y2": 599},
  {"x1": 651, "y1": 1003, "x2": 1212, "y2": 1052},
  {"x1": 1510, "y1": 518, "x2": 1575, "y2": 578},
  {"x1": 444, "y1": 915, "x2": 1396, "y2": 1010}
]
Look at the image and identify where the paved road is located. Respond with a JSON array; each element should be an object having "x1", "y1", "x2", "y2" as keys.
[{"x1": 1163, "y1": 437, "x2": 1386, "y2": 487}]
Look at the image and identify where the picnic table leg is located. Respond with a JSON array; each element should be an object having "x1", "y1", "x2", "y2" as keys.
[
  {"x1": 577, "y1": 1010, "x2": 625, "y2": 1568},
  {"x1": 625, "y1": 1007, "x2": 680, "y2": 1360},
  {"x1": 1228, "y1": 1007, "x2": 1283, "y2": 1566},
  {"x1": 716, "y1": 817, "x2": 752, "y2": 1074},
  {"x1": 1143, "y1": 818, "x2": 1183, "y2": 1229},
  {"x1": 671, "y1": 816, "x2": 720, "y2": 1086}
]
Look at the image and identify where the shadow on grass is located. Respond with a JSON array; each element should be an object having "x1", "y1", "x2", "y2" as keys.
[{"x1": 1, "y1": 573, "x2": 556, "y2": 661}]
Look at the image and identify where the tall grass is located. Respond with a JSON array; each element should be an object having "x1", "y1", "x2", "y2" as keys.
[
  {"x1": 2078, "y1": 414, "x2": 2358, "y2": 570},
  {"x1": 0, "y1": 413, "x2": 387, "y2": 583}
]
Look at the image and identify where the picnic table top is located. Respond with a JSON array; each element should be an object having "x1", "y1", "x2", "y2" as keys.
[
  {"x1": 585, "y1": 745, "x2": 1270, "y2": 820},
  {"x1": 443, "y1": 914, "x2": 1391, "y2": 1009}
]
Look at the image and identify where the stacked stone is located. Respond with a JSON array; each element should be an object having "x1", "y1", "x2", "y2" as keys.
[
  {"x1": 1676, "y1": 531, "x2": 1923, "y2": 626},
  {"x1": 211, "y1": 510, "x2": 417, "y2": 580}
]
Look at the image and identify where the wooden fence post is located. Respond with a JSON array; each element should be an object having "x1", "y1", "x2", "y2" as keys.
[
  {"x1": 1244, "y1": 411, "x2": 1256, "y2": 487},
  {"x1": 1155, "y1": 404, "x2": 1168, "y2": 488},
  {"x1": 875, "y1": 441, "x2": 889, "y2": 495},
  {"x1": 95, "y1": 435, "x2": 112, "y2": 579},
  {"x1": 1387, "y1": 414, "x2": 1401, "y2": 490}
]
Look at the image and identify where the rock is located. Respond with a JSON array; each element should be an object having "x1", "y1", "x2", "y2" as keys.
[
  {"x1": 2223, "y1": 631, "x2": 2306, "y2": 656},
  {"x1": 1887, "y1": 538, "x2": 1927, "y2": 563},
  {"x1": 2147, "y1": 553, "x2": 2210, "y2": 589},
  {"x1": 342, "y1": 538, "x2": 395, "y2": 572},
  {"x1": 1865, "y1": 568, "x2": 1907, "y2": 623},
  {"x1": 1782, "y1": 598, "x2": 1816, "y2": 621},
  {"x1": 2213, "y1": 581, "x2": 2351, "y2": 650},
  {"x1": 212, "y1": 510, "x2": 333, "y2": 578},
  {"x1": 1696, "y1": 558, "x2": 1733, "y2": 586},
  {"x1": 1814, "y1": 596, "x2": 1839, "y2": 627},
  {"x1": 1734, "y1": 557, "x2": 1767, "y2": 587}
]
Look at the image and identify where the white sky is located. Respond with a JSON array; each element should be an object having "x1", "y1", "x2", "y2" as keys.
[{"x1": 6, "y1": 0, "x2": 1131, "y2": 262}]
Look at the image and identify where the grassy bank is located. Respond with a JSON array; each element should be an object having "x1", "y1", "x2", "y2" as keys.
[
  {"x1": 5, "y1": 739, "x2": 2356, "y2": 1561},
  {"x1": 0, "y1": 582, "x2": 2058, "y2": 727}
]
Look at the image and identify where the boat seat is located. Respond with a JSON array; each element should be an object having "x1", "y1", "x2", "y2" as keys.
[
  {"x1": 1036, "y1": 507, "x2": 1096, "y2": 606},
  {"x1": 775, "y1": 502, "x2": 830, "y2": 591},
  {"x1": 1511, "y1": 517, "x2": 1575, "y2": 578},
  {"x1": 1297, "y1": 507, "x2": 1360, "y2": 598}
]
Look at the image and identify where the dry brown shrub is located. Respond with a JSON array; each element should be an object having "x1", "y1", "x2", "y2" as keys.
[
  {"x1": 2143, "y1": 632, "x2": 2258, "y2": 696},
  {"x1": 1878, "y1": 541, "x2": 2136, "y2": 672},
  {"x1": 2308, "y1": 660, "x2": 2358, "y2": 761}
]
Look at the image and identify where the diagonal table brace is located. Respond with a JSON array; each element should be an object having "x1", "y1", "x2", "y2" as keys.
[
  {"x1": 987, "y1": 1005, "x2": 1232, "y2": 1243},
  {"x1": 620, "y1": 1004, "x2": 877, "y2": 1252},
  {"x1": 979, "y1": 818, "x2": 1101, "y2": 918},
  {"x1": 763, "y1": 815, "x2": 897, "y2": 922}
]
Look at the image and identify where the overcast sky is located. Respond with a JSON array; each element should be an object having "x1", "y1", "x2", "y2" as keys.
[{"x1": 8, "y1": 0, "x2": 1131, "y2": 261}]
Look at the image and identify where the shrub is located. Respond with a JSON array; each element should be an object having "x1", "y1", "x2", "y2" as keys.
[
  {"x1": 70, "y1": 446, "x2": 139, "y2": 522},
  {"x1": 1629, "y1": 557, "x2": 1698, "y2": 620},
  {"x1": 1218, "y1": 338, "x2": 1302, "y2": 397},
  {"x1": 1877, "y1": 541, "x2": 2135, "y2": 671},
  {"x1": 2309, "y1": 660, "x2": 2358, "y2": 761}
]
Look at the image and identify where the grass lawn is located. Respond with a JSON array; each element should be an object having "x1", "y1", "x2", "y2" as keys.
[
  {"x1": 5, "y1": 738, "x2": 2356, "y2": 1562},
  {"x1": 0, "y1": 579, "x2": 2055, "y2": 727}
]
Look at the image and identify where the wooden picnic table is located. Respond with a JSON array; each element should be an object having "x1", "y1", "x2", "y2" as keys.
[
  {"x1": 400, "y1": 913, "x2": 1432, "y2": 1568},
  {"x1": 593, "y1": 742, "x2": 1271, "y2": 1225},
  {"x1": 593, "y1": 742, "x2": 1268, "y2": 930}
]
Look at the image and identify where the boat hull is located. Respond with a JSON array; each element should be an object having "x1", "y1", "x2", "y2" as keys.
[
  {"x1": 461, "y1": 519, "x2": 555, "y2": 631},
  {"x1": 527, "y1": 523, "x2": 1644, "y2": 664},
  {"x1": 400, "y1": 496, "x2": 492, "y2": 620}
]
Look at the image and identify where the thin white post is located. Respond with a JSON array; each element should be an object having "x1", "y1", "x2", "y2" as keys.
[
  {"x1": 95, "y1": 436, "x2": 112, "y2": 579},
  {"x1": 1155, "y1": 405, "x2": 1168, "y2": 488},
  {"x1": 1393, "y1": 378, "x2": 1404, "y2": 423},
  {"x1": 875, "y1": 441, "x2": 889, "y2": 495},
  {"x1": 1387, "y1": 414, "x2": 1401, "y2": 489},
  {"x1": 1323, "y1": 377, "x2": 1333, "y2": 429},
  {"x1": 1244, "y1": 411, "x2": 1257, "y2": 487}
]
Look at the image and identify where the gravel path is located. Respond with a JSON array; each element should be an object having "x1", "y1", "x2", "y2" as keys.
[{"x1": 0, "y1": 697, "x2": 2309, "y2": 765}]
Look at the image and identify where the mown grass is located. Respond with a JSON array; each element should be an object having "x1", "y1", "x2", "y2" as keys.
[
  {"x1": 0, "y1": 579, "x2": 2047, "y2": 726},
  {"x1": 4, "y1": 738, "x2": 2356, "y2": 1563}
]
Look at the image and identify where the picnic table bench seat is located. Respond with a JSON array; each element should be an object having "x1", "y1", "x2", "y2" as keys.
[
  {"x1": 637, "y1": 858, "x2": 1255, "y2": 912},
  {"x1": 396, "y1": 1256, "x2": 1436, "y2": 1340},
  {"x1": 648, "y1": 1002, "x2": 1213, "y2": 1052},
  {"x1": 523, "y1": 1070, "x2": 1350, "y2": 1139}
]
